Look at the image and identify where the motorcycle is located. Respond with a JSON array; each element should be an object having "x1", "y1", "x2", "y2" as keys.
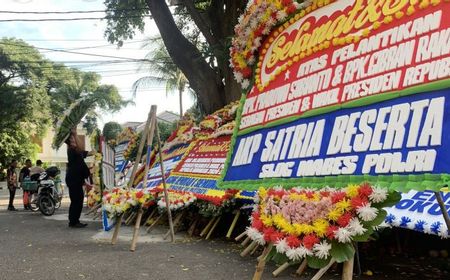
[{"x1": 23, "y1": 166, "x2": 63, "y2": 216}]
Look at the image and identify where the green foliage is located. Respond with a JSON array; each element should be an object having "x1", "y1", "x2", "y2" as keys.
[
  {"x1": 306, "y1": 255, "x2": 332, "y2": 269},
  {"x1": 330, "y1": 242, "x2": 355, "y2": 263},
  {"x1": 0, "y1": 38, "x2": 129, "y2": 165},
  {"x1": 103, "y1": 122, "x2": 123, "y2": 142}
]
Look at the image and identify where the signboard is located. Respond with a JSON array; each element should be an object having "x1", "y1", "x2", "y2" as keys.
[
  {"x1": 136, "y1": 143, "x2": 191, "y2": 189},
  {"x1": 167, "y1": 136, "x2": 230, "y2": 196},
  {"x1": 101, "y1": 142, "x2": 115, "y2": 189},
  {"x1": 221, "y1": 1, "x2": 450, "y2": 191},
  {"x1": 115, "y1": 141, "x2": 129, "y2": 173},
  {"x1": 385, "y1": 189, "x2": 449, "y2": 236}
]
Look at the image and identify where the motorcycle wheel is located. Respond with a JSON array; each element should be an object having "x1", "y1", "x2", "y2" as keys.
[
  {"x1": 29, "y1": 193, "x2": 39, "y2": 212},
  {"x1": 38, "y1": 195, "x2": 56, "y2": 216}
]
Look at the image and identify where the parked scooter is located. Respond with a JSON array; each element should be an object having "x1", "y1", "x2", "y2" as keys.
[{"x1": 23, "y1": 167, "x2": 63, "y2": 216}]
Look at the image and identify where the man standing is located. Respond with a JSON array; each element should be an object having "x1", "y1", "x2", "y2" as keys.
[
  {"x1": 19, "y1": 159, "x2": 32, "y2": 210},
  {"x1": 6, "y1": 160, "x2": 18, "y2": 211},
  {"x1": 30, "y1": 160, "x2": 45, "y2": 176}
]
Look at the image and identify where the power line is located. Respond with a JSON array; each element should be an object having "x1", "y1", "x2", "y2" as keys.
[
  {"x1": 0, "y1": 42, "x2": 148, "y2": 61},
  {"x1": 0, "y1": 15, "x2": 152, "y2": 22},
  {"x1": 0, "y1": 9, "x2": 148, "y2": 14}
]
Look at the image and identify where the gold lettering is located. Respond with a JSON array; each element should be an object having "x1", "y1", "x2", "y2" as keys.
[{"x1": 382, "y1": 0, "x2": 409, "y2": 15}]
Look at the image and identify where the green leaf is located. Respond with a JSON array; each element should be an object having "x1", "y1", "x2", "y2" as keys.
[
  {"x1": 271, "y1": 252, "x2": 290, "y2": 265},
  {"x1": 363, "y1": 209, "x2": 387, "y2": 228},
  {"x1": 330, "y1": 242, "x2": 355, "y2": 263},
  {"x1": 373, "y1": 191, "x2": 401, "y2": 208},
  {"x1": 306, "y1": 255, "x2": 332, "y2": 269},
  {"x1": 352, "y1": 227, "x2": 374, "y2": 242}
]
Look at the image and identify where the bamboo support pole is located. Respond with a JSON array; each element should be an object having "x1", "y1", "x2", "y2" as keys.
[
  {"x1": 188, "y1": 216, "x2": 199, "y2": 237},
  {"x1": 144, "y1": 208, "x2": 157, "y2": 226},
  {"x1": 92, "y1": 210, "x2": 102, "y2": 220},
  {"x1": 164, "y1": 211, "x2": 185, "y2": 240},
  {"x1": 146, "y1": 213, "x2": 164, "y2": 233},
  {"x1": 250, "y1": 244, "x2": 260, "y2": 256},
  {"x1": 86, "y1": 203, "x2": 102, "y2": 215},
  {"x1": 434, "y1": 191, "x2": 450, "y2": 231},
  {"x1": 155, "y1": 121, "x2": 175, "y2": 243},
  {"x1": 206, "y1": 216, "x2": 221, "y2": 240},
  {"x1": 111, "y1": 214, "x2": 123, "y2": 245},
  {"x1": 200, "y1": 217, "x2": 216, "y2": 237},
  {"x1": 125, "y1": 211, "x2": 137, "y2": 225},
  {"x1": 252, "y1": 244, "x2": 273, "y2": 280},
  {"x1": 235, "y1": 231, "x2": 247, "y2": 242},
  {"x1": 130, "y1": 208, "x2": 144, "y2": 252},
  {"x1": 296, "y1": 259, "x2": 308, "y2": 276},
  {"x1": 311, "y1": 259, "x2": 336, "y2": 280},
  {"x1": 127, "y1": 108, "x2": 154, "y2": 189},
  {"x1": 272, "y1": 262, "x2": 291, "y2": 277},
  {"x1": 342, "y1": 257, "x2": 354, "y2": 280},
  {"x1": 226, "y1": 210, "x2": 241, "y2": 239},
  {"x1": 240, "y1": 241, "x2": 257, "y2": 257},
  {"x1": 241, "y1": 236, "x2": 251, "y2": 247}
]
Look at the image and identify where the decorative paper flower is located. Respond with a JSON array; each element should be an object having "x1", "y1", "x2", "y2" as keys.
[
  {"x1": 313, "y1": 241, "x2": 332, "y2": 259},
  {"x1": 356, "y1": 204, "x2": 378, "y2": 222},
  {"x1": 157, "y1": 191, "x2": 196, "y2": 211},
  {"x1": 369, "y1": 186, "x2": 388, "y2": 203}
]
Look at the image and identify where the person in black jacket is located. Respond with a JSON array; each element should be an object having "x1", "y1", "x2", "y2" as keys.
[{"x1": 65, "y1": 129, "x2": 93, "y2": 228}]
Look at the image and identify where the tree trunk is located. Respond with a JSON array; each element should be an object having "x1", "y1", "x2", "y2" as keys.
[{"x1": 146, "y1": 0, "x2": 225, "y2": 114}]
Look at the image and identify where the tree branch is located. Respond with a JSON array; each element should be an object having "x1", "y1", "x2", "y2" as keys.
[{"x1": 183, "y1": 0, "x2": 221, "y2": 49}]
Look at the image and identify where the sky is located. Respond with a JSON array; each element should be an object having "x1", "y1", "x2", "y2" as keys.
[{"x1": 0, "y1": 0, "x2": 194, "y2": 127}]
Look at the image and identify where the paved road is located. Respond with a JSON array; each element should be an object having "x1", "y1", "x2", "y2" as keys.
[{"x1": 0, "y1": 184, "x2": 309, "y2": 280}]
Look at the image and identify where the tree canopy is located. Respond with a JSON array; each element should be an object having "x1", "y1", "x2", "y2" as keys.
[
  {"x1": 103, "y1": 122, "x2": 123, "y2": 142},
  {"x1": 0, "y1": 38, "x2": 128, "y2": 168},
  {"x1": 104, "y1": 0, "x2": 246, "y2": 114}
]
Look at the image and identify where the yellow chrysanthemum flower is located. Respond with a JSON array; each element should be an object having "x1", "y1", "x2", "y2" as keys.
[
  {"x1": 313, "y1": 219, "x2": 329, "y2": 237},
  {"x1": 346, "y1": 184, "x2": 360, "y2": 198}
]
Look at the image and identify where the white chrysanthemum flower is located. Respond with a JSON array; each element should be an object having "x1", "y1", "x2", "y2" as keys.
[
  {"x1": 266, "y1": 17, "x2": 275, "y2": 27},
  {"x1": 250, "y1": 18, "x2": 258, "y2": 29},
  {"x1": 238, "y1": 14, "x2": 244, "y2": 23},
  {"x1": 275, "y1": 238, "x2": 289, "y2": 254},
  {"x1": 293, "y1": 2, "x2": 303, "y2": 9},
  {"x1": 286, "y1": 246, "x2": 311, "y2": 261},
  {"x1": 262, "y1": 26, "x2": 271, "y2": 35},
  {"x1": 313, "y1": 241, "x2": 331, "y2": 259},
  {"x1": 241, "y1": 79, "x2": 250, "y2": 89},
  {"x1": 348, "y1": 218, "x2": 367, "y2": 235},
  {"x1": 369, "y1": 186, "x2": 388, "y2": 203},
  {"x1": 423, "y1": 226, "x2": 432, "y2": 235},
  {"x1": 356, "y1": 204, "x2": 379, "y2": 222},
  {"x1": 248, "y1": 56, "x2": 256, "y2": 65},
  {"x1": 335, "y1": 227, "x2": 352, "y2": 243},
  {"x1": 246, "y1": 227, "x2": 265, "y2": 245},
  {"x1": 276, "y1": 10, "x2": 287, "y2": 21}
]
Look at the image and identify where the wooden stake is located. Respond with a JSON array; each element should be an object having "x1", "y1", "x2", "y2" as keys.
[
  {"x1": 311, "y1": 259, "x2": 336, "y2": 280},
  {"x1": 206, "y1": 216, "x2": 221, "y2": 240},
  {"x1": 200, "y1": 217, "x2": 216, "y2": 237},
  {"x1": 130, "y1": 208, "x2": 144, "y2": 252},
  {"x1": 296, "y1": 259, "x2": 308, "y2": 276},
  {"x1": 235, "y1": 231, "x2": 247, "y2": 242},
  {"x1": 252, "y1": 244, "x2": 273, "y2": 280},
  {"x1": 240, "y1": 241, "x2": 257, "y2": 257},
  {"x1": 226, "y1": 210, "x2": 241, "y2": 239},
  {"x1": 342, "y1": 257, "x2": 354, "y2": 280},
  {"x1": 146, "y1": 213, "x2": 164, "y2": 233},
  {"x1": 155, "y1": 120, "x2": 176, "y2": 243},
  {"x1": 272, "y1": 262, "x2": 291, "y2": 277},
  {"x1": 111, "y1": 214, "x2": 123, "y2": 245},
  {"x1": 434, "y1": 191, "x2": 450, "y2": 231}
]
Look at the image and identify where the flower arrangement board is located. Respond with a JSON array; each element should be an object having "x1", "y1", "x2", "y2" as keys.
[
  {"x1": 114, "y1": 128, "x2": 137, "y2": 173},
  {"x1": 135, "y1": 143, "x2": 191, "y2": 189},
  {"x1": 220, "y1": 0, "x2": 450, "y2": 192},
  {"x1": 167, "y1": 135, "x2": 231, "y2": 198},
  {"x1": 102, "y1": 141, "x2": 115, "y2": 190}
]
